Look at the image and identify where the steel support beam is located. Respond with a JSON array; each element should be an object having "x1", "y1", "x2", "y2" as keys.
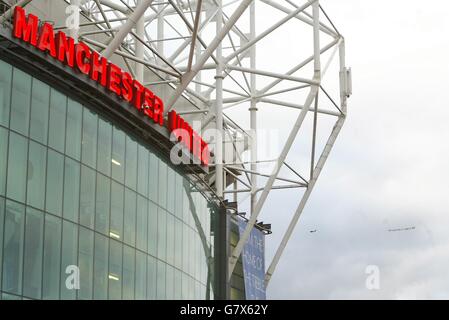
[
  {"x1": 224, "y1": 0, "x2": 315, "y2": 65},
  {"x1": 135, "y1": 0, "x2": 145, "y2": 82},
  {"x1": 102, "y1": 0, "x2": 154, "y2": 59},
  {"x1": 164, "y1": 0, "x2": 253, "y2": 114},
  {"x1": 186, "y1": 0, "x2": 203, "y2": 72},
  {"x1": 228, "y1": 0, "x2": 323, "y2": 280},
  {"x1": 260, "y1": 0, "x2": 337, "y2": 38},
  {"x1": 265, "y1": 6, "x2": 348, "y2": 287},
  {"x1": 0, "y1": 0, "x2": 33, "y2": 24}
]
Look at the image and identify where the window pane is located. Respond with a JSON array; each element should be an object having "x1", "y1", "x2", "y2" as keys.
[
  {"x1": 111, "y1": 127, "x2": 125, "y2": 183},
  {"x1": 147, "y1": 256, "x2": 156, "y2": 300},
  {"x1": 80, "y1": 165, "x2": 95, "y2": 228},
  {"x1": 137, "y1": 145, "x2": 148, "y2": 196},
  {"x1": 23, "y1": 207, "x2": 44, "y2": 299},
  {"x1": 63, "y1": 157, "x2": 80, "y2": 223},
  {"x1": 148, "y1": 202, "x2": 157, "y2": 256},
  {"x1": 158, "y1": 159, "x2": 167, "y2": 208},
  {"x1": 65, "y1": 99, "x2": 82, "y2": 160},
  {"x1": 157, "y1": 208, "x2": 166, "y2": 262},
  {"x1": 182, "y1": 273, "x2": 188, "y2": 300},
  {"x1": 81, "y1": 108, "x2": 97, "y2": 168},
  {"x1": 156, "y1": 260, "x2": 166, "y2": 300},
  {"x1": 0, "y1": 60, "x2": 12, "y2": 127},
  {"x1": 78, "y1": 227, "x2": 94, "y2": 300},
  {"x1": 10, "y1": 68, "x2": 31, "y2": 136},
  {"x1": 135, "y1": 251, "x2": 146, "y2": 300},
  {"x1": 27, "y1": 141, "x2": 47, "y2": 210},
  {"x1": 110, "y1": 181, "x2": 124, "y2": 240},
  {"x1": 61, "y1": 221, "x2": 78, "y2": 300},
  {"x1": 182, "y1": 223, "x2": 189, "y2": 274},
  {"x1": 183, "y1": 181, "x2": 190, "y2": 225},
  {"x1": 97, "y1": 119, "x2": 112, "y2": 176},
  {"x1": 125, "y1": 136, "x2": 137, "y2": 190},
  {"x1": 109, "y1": 239, "x2": 122, "y2": 300},
  {"x1": 0, "y1": 127, "x2": 8, "y2": 196},
  {"x1": 46, "y1": 150, "x2": 64, "y2": 216},
  {"x1": 48, "y1": 89, "x2": 67, "y2": 153},
  {"x1": 0, "y1": 198, "x2": 4, "y2": 290},
  {"x1": 166, "y1": 213, "x2": 174, "y2": 266},
  {"x1": 124, "y1": 188, "x2": 136, "y2": 246},
  {"x1": 2, "y1": 200, "x2": 25, "y2": 295},
  {"x1": 167, "y1": 167, "x2": 175, "y2": 214},
  {"x1": 93, "y1": 233, "x2": 108, "y2": 300},
  {"x1": 29, "y1": 79, "x2": 49, "y2": 144},
  {"x1": 136, "y1": 195, "x2": 148, "y2": 252},
  {"x1": 174, "y1": 269, "x2": 182, "y2": 300},
  {"x1": 95, "y1": 173, "x2": 110, "y2": 235},
  {"x1": 175, "y1": 219, "x2": 182, "y2": 269},
  {"x1": 2, "y1": 293, "x2": 22, "y2": 300},
  {"x1": 148, "y1": 152, "x2": 158, "y2": 202},
  {"x1": 166, "y1": 265, "x2": 174, "y2": 300},
  {"x1": 189, "y1": 228, "x2": 194, "y2": 276},
  {"x1": 43, "y1": 214, "x2": 61, "y2": 300},
  {"x1": 175, "y1": 173, "x2": 183, "y2": 219},
  {"x1": 123, "y1": 245, "x2": 135, "y2": 300},
  {"x1": 6, "y1": 132, "x2": 28, "y2": 202}
]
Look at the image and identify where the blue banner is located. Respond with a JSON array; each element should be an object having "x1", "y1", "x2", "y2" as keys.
[{"x1": 238, "y1": 219, "x2": 266, "y2": 300}]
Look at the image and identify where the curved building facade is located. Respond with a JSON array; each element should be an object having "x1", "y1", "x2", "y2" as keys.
[{"x1": 0, "y1": 59, "x2": 215, "y2": 300}]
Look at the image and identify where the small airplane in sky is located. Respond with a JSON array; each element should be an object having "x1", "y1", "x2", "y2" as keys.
[{"x1": 388, "y1": 226, "x2": 416, "y2": 232}]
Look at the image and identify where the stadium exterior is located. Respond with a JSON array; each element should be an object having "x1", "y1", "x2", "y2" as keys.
[{"x1": 0, "y1": 0, "x2": 350, "y2": 300}]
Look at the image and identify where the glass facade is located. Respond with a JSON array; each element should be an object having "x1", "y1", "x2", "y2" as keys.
[{"x1": 0, "y1": 59, "x2": 215, "y2": 300}]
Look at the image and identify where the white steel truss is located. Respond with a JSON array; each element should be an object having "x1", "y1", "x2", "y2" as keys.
[{"x1": 0, "y1": 0, "x2": 351, "y2": 290}]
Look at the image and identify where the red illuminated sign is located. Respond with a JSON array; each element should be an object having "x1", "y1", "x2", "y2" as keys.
[
  {"x1": 12, "y1": 6, "x2": 209, "y2": 166},
  {"x1": 168, "y1": 110, "x2": 209, "y2": 166}
]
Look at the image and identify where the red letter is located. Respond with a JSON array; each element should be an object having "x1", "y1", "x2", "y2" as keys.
[
  {"x1": 107, "y1": 63, "x2": 122, "y2": 96},
  {"x1": 201, "y1": 141, "x2": 209, "y2": 166},
  {"x1": 143, "y1": 88, "x2": 155, "y2": 119},
  {"x1": 90, "y1": 51, "x2": 108, "y2": 87},
  {"x1": 121, "y1": 72, "x2": 133, "y2": 102},
  {"x1": 37, "y1": 22, "x2": 56, "y2": 57},
  {"x1": 132, "y1": 80, "x2": 145, "y2": 110},
  {"x1": 177, "y1": 117, "x2": 189, "y2": 144},
  {"x1": 153, "y1": 96, "x2": 164, "y2": 126},
  {"x1": 182, "y1": 121, "x2": 193, "y2": 151},
  {"x1": 55, "y1": 31, "x2": 75, "y2": 67},
  {"x1": 168, "y1": 110, "x2": 178, "y2": 133},
  {"x1": 13, "y1": 6, "x2": 39, "y2": 46},
  {"x1": 75, "y1": 42, "x2": 91, "y2": 75}
]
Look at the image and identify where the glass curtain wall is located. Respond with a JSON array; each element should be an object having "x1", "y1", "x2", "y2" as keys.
[{"x1": 0, "y1": 59, "x2": 215, "y2": 300}]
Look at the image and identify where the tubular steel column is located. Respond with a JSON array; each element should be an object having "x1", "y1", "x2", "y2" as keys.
[
  {"x1": 215, "y1": 204, "x2": 230, "y2": 300},
  {"x1": 135, "y1": 0, "x2": 145, "y2": 82},
  {"x1": 157, "y1": 1, "x2": 164, "y2": 60},
  {"x1": 249, "y1": 0, "x2": 258, "y2": 215},
  {"x1": 215, "y1": 0, "x2": 224, "y2": 199},
  {"x1": 214, "y1": 0, "x2": 230, "y2": 300}
]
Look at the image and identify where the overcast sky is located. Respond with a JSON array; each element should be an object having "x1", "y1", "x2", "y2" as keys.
[{"x1": 260, "y1": 0, "x2": 449, "y2": 299}]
